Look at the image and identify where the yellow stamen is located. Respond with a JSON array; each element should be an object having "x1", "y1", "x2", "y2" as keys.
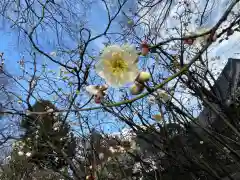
[{"x1": 105, "y1": 52, "x2": 128, "y2": 75}]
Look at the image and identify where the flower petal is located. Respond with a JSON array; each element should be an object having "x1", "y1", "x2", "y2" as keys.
[
  {"x1": 101, "y1": 45, "x2": 122, "y2": 59},
  {"x1": 147, "y1": 95, "x2": 156, "y2": 104},
  {"x1": 96, "y1": 44, "x2": 140, "y2": 88},
  {"x1": 122, "y1": 49, "x2": 138, "y2": 65},
  {"x1": 85, "y1": 85, "x2": 99, "y2": 95}
]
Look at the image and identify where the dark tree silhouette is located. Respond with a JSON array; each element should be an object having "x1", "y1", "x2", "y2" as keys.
[{"x1": 20, "y1": 100, "x2": 76, "y2": 169}]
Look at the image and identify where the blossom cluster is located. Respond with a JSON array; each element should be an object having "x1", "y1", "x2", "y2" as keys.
[
  {"x1": 13, "y1": 140, "x2": 32, "y2": 158},
  {"x1": 85, "y1": 42, "x2": 153, "y2": 104}
]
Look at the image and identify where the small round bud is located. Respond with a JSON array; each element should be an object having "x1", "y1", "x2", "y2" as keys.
[
  {"x1": 141, "y1": 47, "x2": 149, "y2": 56},
  {"x1": 94, "y1": 92, "x2": 103, "y2": 104},
  {"x1": 137, "y1": 72, "x2": 151, "y2": 83},
  {"x1": 130, "y1": 83, "x2": 144, "y2": 95},
  {"x1": 141, "y1": 41, "x2": 149, "y2": 56},
  {"x1": 127, "y1": 20, "x2": 134, "y2": 27},
  {"x1": 184, "y1": 38, "x2": 194, "y2": 45},
  {"x1": 152, "y1": 114, "x2": 162, "y2": 121}
]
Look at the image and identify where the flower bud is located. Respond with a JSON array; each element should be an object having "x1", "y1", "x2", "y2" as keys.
[
  {"x1": 94, "y1": 94, "x2": 102, "y2": 104},
  {"x1": 99, "y1": 152, "x2": 104, "y2": 160},
  {"x1": 137, "y1": 72, "x2": 151, "y2": 83},
  {"x1": 141, "y1": 41, "x2": 149, "y2": 56},
  {"x1": 147, "y1": 95, "x2": 156, "y2": 104},
  {"x1": 152, "y1": 114, "x2": 162, "y2": 121},
  {"x1": 141, "y1": 40, "x2": 148, "y2": 47},
  {"x1": 141, "y1": 47, "x2": 149, "y2": 56},
  {"x1": 127, "y1": 20, "x2": 134, "y2": 27},
  {"x1": 157, "y1": 90, "x2": 170, "y2": 103},
  {"x1": 130, "y1": 83, "x2": 144, "y2": 95},
  {"x1": 184, "y1": 38, "x2": 194, "y2": 45}
]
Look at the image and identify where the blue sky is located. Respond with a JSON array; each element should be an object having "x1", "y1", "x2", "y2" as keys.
[
  {"x1": 0, "y1": 0, "x2": 143, "y2": 134},
  {"x1": 1, "y1": 0, "x2": 240, "y2": 135},
  {"x1": 0, "y1": 1, "x2": 100, "y2": 124}
]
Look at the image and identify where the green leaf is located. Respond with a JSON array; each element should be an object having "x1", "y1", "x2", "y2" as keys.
[{"x1": 62, "y1": 76, "x2": 68, "y2": 80}]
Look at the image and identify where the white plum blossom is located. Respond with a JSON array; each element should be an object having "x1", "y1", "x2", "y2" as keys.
[
  {"x1": 85, "y1": 84, "x2": 109, "y2": 104},
  {"x1": 95, "y1": 44, "x2": 139, "y2": 87},
  {"x1": 147, "y1": 89, "x2": 171, "y2": 104},
  {"x1": 140, "y1": 126, "x2": 147, "y2": 130},
  {"x1": 26, "y1": 152, "x2": 32, "y2": 157},
  {"x1": 99, "y1": 152, "x2": 104, "y2": 160},
  {"x1": 30, "y1": 80, "x2": 36, "y2": 89},
  {"x1": 156, "y1": 89, "x2": 171, "y2": 103},
  {"x1": 109, "y1": 146, "x2": 116, "y2": 153},
  {"x1": 12, "y1": 142, "x2": 17, "y2": 147},
  {"x1": 223, "y1": 147, "x2": 231, "y2": 154},
  {"x1": 46, "y1": 108, "x2": 54, "y2": 113},
  {"x1": 147, "y1": 95, "x2": 156, "y2": 104},
  {"x1": 130, "y1": 140, "x2": 137, "y2": 150},
  {"x1": 6, "y1": 156, "x2": 11, "y2": 161},
  {"x1": 118, "y1": 146, "x2": 125, "y2": 153},
  {"x1": 49, "y1": 51, "x2": 57, "y2": 57},
  {"x1": 85, "y1": 85, "x2": 99, "y2": 95},
  {"x1": 18, "y1": 151, "x2": 24, "y2": 156},
  {"x1": 26, "y1": 110, "x2": 32, "y2": 116},
  {"x1": 85, "y1": 85, "x2": 108, "y2": 95},
  {"x1": 132, "y1": 162, "x2": 141, "y2": 173},
  {"x1": 53, "y1": 121, "x2": 62, "y2": 131}
]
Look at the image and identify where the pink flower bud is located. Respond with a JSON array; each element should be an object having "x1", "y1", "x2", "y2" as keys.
[
  {"x1": 184, "y1": 38, "x2": 194, "y2": 45},
  {"x1": 140, "y1": 41, "x2": 149, "y2": 56},
  {"x1": 94, "y1": 95, "x2": 101, "y2": 104},
  {"x1": 141, "y1": 47, "x2": 149, "y2": 56}
]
